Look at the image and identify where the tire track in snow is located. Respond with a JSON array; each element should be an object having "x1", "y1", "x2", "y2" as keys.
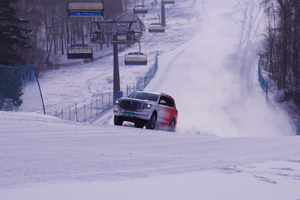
[
  {"x1": 212, "y1": 0, "x2": 279, "y2": 135},
  {"x1": 237, "y1": 0, "x2": 250, "y2": 56},
  {"x1": 191, "y1": 0, "x2": 198, "y2": 7},
  {"x1": 223, "y1": 0, "x2": 264, "y2": 99},
  {"x1": 86, "y1": 70, "x2": 113, "y2": 95},
  {"x1": 242, "y1": 3, "x2": 264, "y2": 99},
  {"x1": 238, "y1": 0, "x2": 264, "y2": 99},
  {"x1": 222, "y1": 0, "x2": 245, "y2": 28},
  {"x1": 201, "y1": 0, "x2": 209, "y2": 18}
]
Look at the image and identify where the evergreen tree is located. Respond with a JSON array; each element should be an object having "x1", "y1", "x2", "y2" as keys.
[
  {"x1": 0, "y1": 0, "x2": 31, "y2": 110},
  {"x1": 0, "y1": 67, "x2": 23, "y2": 111},
  {"x1": 0, "y1": 0, "x2": 32, "y2": 66}
]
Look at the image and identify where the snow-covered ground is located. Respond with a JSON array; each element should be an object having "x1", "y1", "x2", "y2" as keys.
[
  {"x1": 2, "y1": 0, "x2": 300, "y2": 199},
  {"x1": 1, "y1": 111, "x2": 300, "y2": 200},
  {"x1": 144, "y1": 0, "x2": 294, "y2": 136}
]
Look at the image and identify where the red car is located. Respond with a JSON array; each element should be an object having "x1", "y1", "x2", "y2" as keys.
[{"x1": 113, "y1": 91, "x2": 178, "y2": 131}]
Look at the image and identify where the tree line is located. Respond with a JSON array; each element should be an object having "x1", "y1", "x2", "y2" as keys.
[
  {"x1": 0, "y1": 0, "x2": 136, "y2": 111},
  {"x1": 260, "y1": 0, "x2": 300, "y2": 113},
  {"x1": 0, "y1": 0, "x2": 135, "y2": 68}
]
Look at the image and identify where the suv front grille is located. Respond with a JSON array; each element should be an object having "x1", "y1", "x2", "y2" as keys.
[{"x1": 119, "y1": 100, "x2": 141, "y2": 111}]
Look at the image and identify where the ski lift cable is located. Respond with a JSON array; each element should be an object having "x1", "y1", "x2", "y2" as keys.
[
  {"x1": 115, "y1": 0, "x2": 148, "y2": 21},
  {"x1": 114, "y1": 3, "x2": 135, "y2": 20}
]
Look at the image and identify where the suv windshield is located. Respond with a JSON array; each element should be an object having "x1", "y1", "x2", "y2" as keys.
[{"x1": 128, "y1": 92, "x2": 159, "y2": 102}]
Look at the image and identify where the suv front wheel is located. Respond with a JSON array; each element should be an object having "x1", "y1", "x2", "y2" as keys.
[
  {"x1": 146, "y1": 112, "x2": 157, "y2": 129},
  {"x1": 114, "y1": 116, "x2": 123, "y2": 126}
]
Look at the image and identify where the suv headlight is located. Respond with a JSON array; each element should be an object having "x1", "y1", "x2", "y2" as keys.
[{"x1": 143, "y1": 104, "x2": 152, "y2": 109}]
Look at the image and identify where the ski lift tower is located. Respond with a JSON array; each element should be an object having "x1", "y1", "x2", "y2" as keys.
[
  {"x1": 161, "y1": 0, "x2": 175, "y2": 27},
  {"x1": 91, "y1": 20, "x2": 142, "y2": 102},
  {"x1": 67, "y1": 1, "x2": 146, "y2": 103}
]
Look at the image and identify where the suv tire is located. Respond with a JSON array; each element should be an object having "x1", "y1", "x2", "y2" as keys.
[
  {"x1": 114, "y1": 116, "x2": 123, "y2": 126},
  {"x1": 146, "y1": 112, "x2": 157, "y2": 129},
  {"x1": 168, "y1": 117, "x2": 176, "y2": 132},
  {"x1": 134, "y1": 122, "x2": 144, "y2": 128}
]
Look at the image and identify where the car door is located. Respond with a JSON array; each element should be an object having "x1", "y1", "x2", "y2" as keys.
[{"x1": 157, "y1": 96, "x2": 173, "y2": 126}]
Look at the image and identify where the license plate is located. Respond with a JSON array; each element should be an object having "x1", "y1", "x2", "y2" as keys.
[{"x1": 124, "y1": 111, "x2": 134, "y2": 115}]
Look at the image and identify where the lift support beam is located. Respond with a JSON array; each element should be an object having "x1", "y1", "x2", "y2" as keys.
[
  {"x1": 92, "y1": 20, "x2": 140, "y2": 103},
  {"x1": 113, "y1": 35, "x2": 120, "y2": 102}
]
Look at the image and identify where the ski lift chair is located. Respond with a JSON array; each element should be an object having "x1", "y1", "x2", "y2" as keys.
[
  {"x1": 134, "y1": 5, "x2": 148, "y2": 14},
  {"x1": 148, "y1": 23, "x2": 165, "y2": 33},
  {"x1": 67, "y1": 44, "x2": 93, "y2": 59},
  {"x1": 125, "y1": 52, "x2": 147, "y2": 65},
  {"x1": 68, "y1": 2, "x2": 104, "y2": 17},
  {"x1": 162, "y1": 0, "x2": 175, "y2": 4}
]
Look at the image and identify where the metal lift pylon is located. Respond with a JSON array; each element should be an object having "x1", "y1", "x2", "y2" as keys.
[
  {"x1": 113, "y1": 35, "x2": 120, "y2": 103},
  {"x1": 161, "y1": 2, "x2": 166, "y2": 27},
  {"x1": 91, "y1": 20, "x2": 143, "y2": 103}
]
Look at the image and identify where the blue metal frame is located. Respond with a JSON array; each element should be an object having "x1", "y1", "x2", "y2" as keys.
[
  {"x1": 149, "y1": 30, "x2": 164, "y2": 33},
  {"x1": 69, "y1": 12, "x2": 103, "y2": 17},
  {"x1": 125, "y1": 62, "x2": 147, "y2": 65}
]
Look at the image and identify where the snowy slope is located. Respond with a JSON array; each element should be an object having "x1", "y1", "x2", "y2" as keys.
[
  {"x1": 0, "y1": 111, "x2": 300, "y2": 199},
  {"x1": 1, "y1": 0, "x2": 300, "y2": 199},
  {"x1": 145, "y1": 0, "x2": 294, "y2": 136}
]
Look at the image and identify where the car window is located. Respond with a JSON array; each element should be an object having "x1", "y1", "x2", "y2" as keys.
[
  {"x1": 159, "y1": 96, "x2": 175, "y2": 107},
  {"x1": 128, "y1": 92, "x2": 159, "y2": 102}
]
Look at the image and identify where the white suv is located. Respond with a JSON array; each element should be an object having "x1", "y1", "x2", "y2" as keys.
[{"x1": 113, "y1": 91, "x2": 178, "y2": 130}]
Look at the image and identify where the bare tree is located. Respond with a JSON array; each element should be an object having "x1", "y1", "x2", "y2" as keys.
[{"x1": 261, "y1": 0, "x2": 300, "y2": 114}]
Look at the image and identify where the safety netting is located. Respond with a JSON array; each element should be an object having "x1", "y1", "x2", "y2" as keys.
[{"x1": 0, "y1": 65, "x2": 44, "y2": 113}]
